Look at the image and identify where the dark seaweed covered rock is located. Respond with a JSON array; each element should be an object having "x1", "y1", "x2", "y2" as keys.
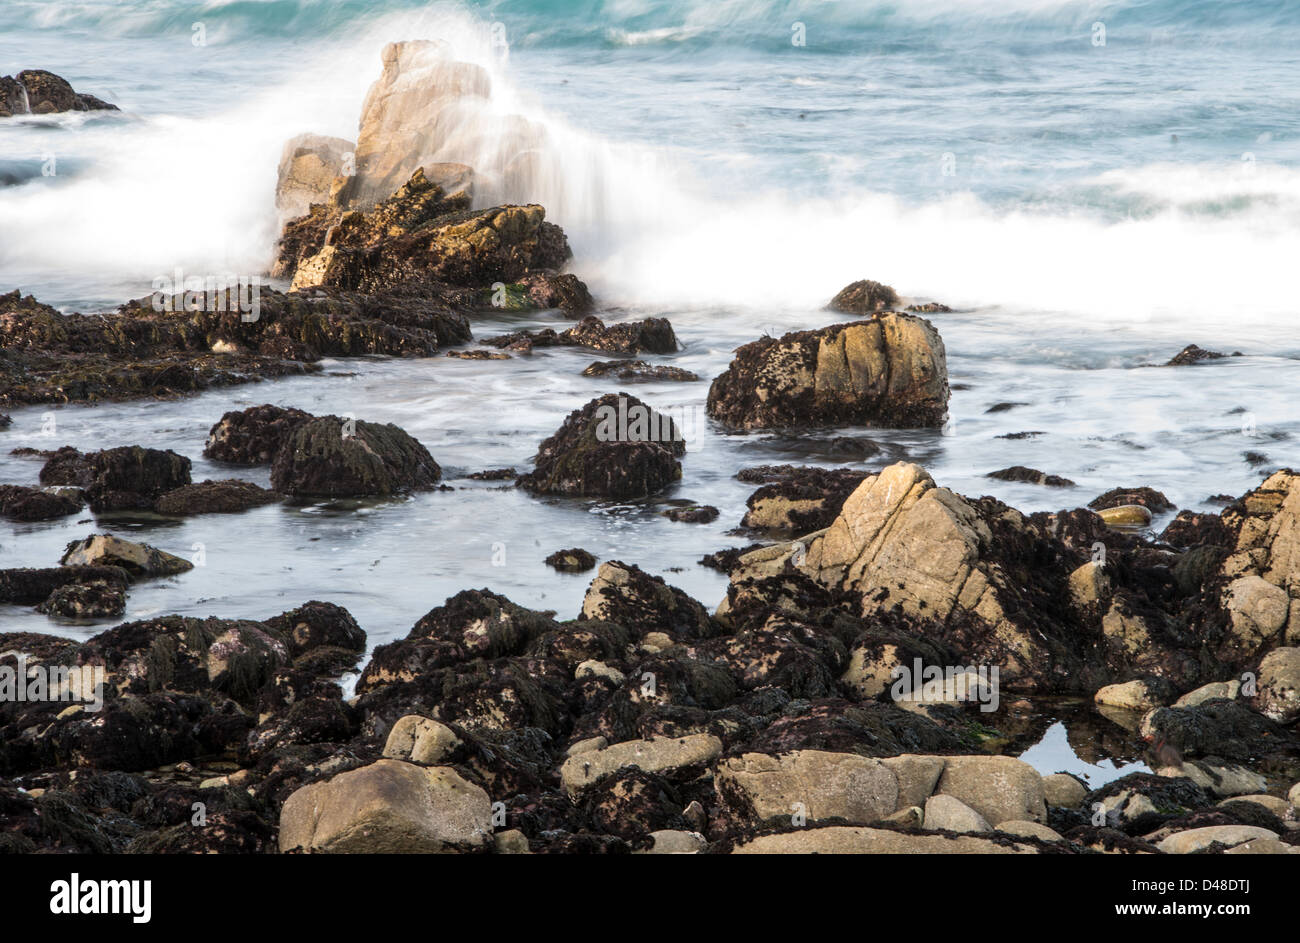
[
  {"x1": 0, "y1": 484, "x2": 82, "y2": 521},
  {"x1": 582, "y1": 360, "x2": 699, "y2": 382},
  {"x1": 707, "y1": 315, "x2": 948, "y2": 431},
  {"x1": 78, "y1": 615, "x2": 290, "y2": 707},
  {"x1": 516, "y1": 272, "x2": 594, "y2": 315},
  {"x1": 1166, "y1": 344, "x2": 1227, "y2": 366},
  {"x1": 36, "y1": 579, "x2": 126, "y2": 618},
  {"x1": 546, "y1": 548, "x2": 597, "y2": 572},
  {"x1": 264, "y1": 600, "x2": 367, "y2": 664},
  {"x1": 285, "y1": 168, "x2": 572, "y2": 292},
  {"x1": 1159, "y1": 510, "x2": 1231, "y2": 549},
  {"x1": 0, "y1": 70, "x2": 119, "y2": 116},
  {"x1": 0, "y1": 565, "x2": 131, "y2": 605},
  {"x1": 562, "y1": 316, "x2": 678, "y2": 355},
  {"x1": 987, "y1": 466, "x2": 1075, "y2": 488},
  {"x1": 663, "y1": 504, "x2": 719, "y2": 523},
  {"x1": 740, "y1": 466, "x2": 870, "y2": 533},
  {"x1": 828, "y1": 279, "x2": 899, "y2": 315},
  {"x1": 38, "y1": 445, "x2": 191, "y2": 512},
  {"x1": 155, "y1": 479, "x2": 279, "y2": 515},
  {"x1": 270, "y1": 416, "x2": 441, "y2": 497},
  {"x1": 580, "y1": 560, "x2": 719, "y2": 641},
  {"x1": 485, "y1": 316, "x2": 678, "y2": 356},
  {"x1": 204, "y1": 404, "x2": 314, "y2": 465},
  {"x1": 0, "y1": 287, "x2": 471, "y2": 409},
  {"x1": 518, "y1": 393, "x2": 684, "y2": 500},
  {"x1": 1139, "y1": 700, "x2": 1300, "y2": 766}
]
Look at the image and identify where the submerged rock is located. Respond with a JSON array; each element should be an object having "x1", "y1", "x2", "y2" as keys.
[
  {"x1": 155, "y1": 479, "x2": 279, "y2": 515},
  {"x1": 582, "y1": 360, "x2": 699, "y2": 382},
  {"x1": 1089, "y1": 487, "x2": 1175, "y2": 513},
  {"x1": 1166, "y1": 344, "x2": 1228, "y2": 367},
  {"x1": 662, "y1": 504, "x2": 719, "y2": 524},
  {"x1": 518, "y1": 393, "x2": 684, "y2": 500},
  {"x1": 270, "y1": 416, "x2": 441, "y2": 498},
  {"x1": 987, "y1": 466, "x2": 1075, "y2": 488},
  {"x1": 486, "y1": 317, "x2": 678, "y2": 356},
  {"x1": 545, "y1": 548, "x2": 597, "y2": 572},
  {"x1": 707, "y1": 314, "x2": 948, "y2": 431},
  {"x1": 1097, "y1": 505, "x2": 1152, "y2": 528}
]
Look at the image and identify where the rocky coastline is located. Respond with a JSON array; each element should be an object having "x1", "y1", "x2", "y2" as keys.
[{"x1": 1, "y1": 49, "x2": 1297, "y2": 857}]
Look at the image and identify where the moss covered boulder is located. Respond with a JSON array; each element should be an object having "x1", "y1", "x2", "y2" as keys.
[
  {"x1": 270, "y1": 416, "x2": 441, "y2": 498},
  {"x1": 519, "y1": 393, "x2": 684, "y2": 500}
]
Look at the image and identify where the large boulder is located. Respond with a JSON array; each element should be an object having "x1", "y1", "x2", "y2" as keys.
[
  {"x1": 1212, "y1": 470, "x2": 1300, "y2": 653},
  {"x1": 1252, "y1": 647, "x2": 1300, "y2": 723},
  {"x1": 60, "y1": 534, "x2": 193, "y2": 577},
  {"x1": 715, "y1": 751, "x2": 898, "y2": 826},
  {"x1": 337, "y1": 41, "x2": 490, "y2": 208},
  {"x1": 933, "y1": 756, "x2": 1048, "y2": 825},
  {"x1": 707, "y1": 314, "x2": 948, "y2": 430},
  {"x1": 752, "y1": 463, "x2": 1093, "y2": 691},
  {"x1": 278, "y1": 759, "x2": 492, "y2": 853},
  {"x1": 518, "y1": 393, "x2": 684, "y2": 500},
  {"x1": 269, "y1": 416, "x2": 441, "y2": 498}
]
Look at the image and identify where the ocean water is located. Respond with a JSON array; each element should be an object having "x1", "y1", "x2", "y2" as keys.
[{"x1": 1, "y1": 1, "x2": 1298, "y2": 765}]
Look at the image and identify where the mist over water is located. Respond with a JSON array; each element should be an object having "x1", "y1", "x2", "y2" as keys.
[{"x1": 1, "y1": 0, "x2": 1299, "y2": 333}]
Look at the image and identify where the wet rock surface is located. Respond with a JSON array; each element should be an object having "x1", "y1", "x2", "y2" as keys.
[
  {"x1": 484, "y1": 316, "x2": 678, "y2": 356},
  {"x1": 518, "y1": 393, "x2": 684, "y2": 500},
  {"x1": 0, "y1": 286, "x2": 473, "y2": 408},
  {"x1": 707, "y1": 314, "x2": 949, "y2": 431},
  {"x1": 2, "y1": 460, "x2": 1298, "y2": 853},
  {"x1": 0, "y1": 70, "x2": 119, "y2": 116},
  {"x1": 739, "y1": 466, "x2": 870, "y2": 533}
]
